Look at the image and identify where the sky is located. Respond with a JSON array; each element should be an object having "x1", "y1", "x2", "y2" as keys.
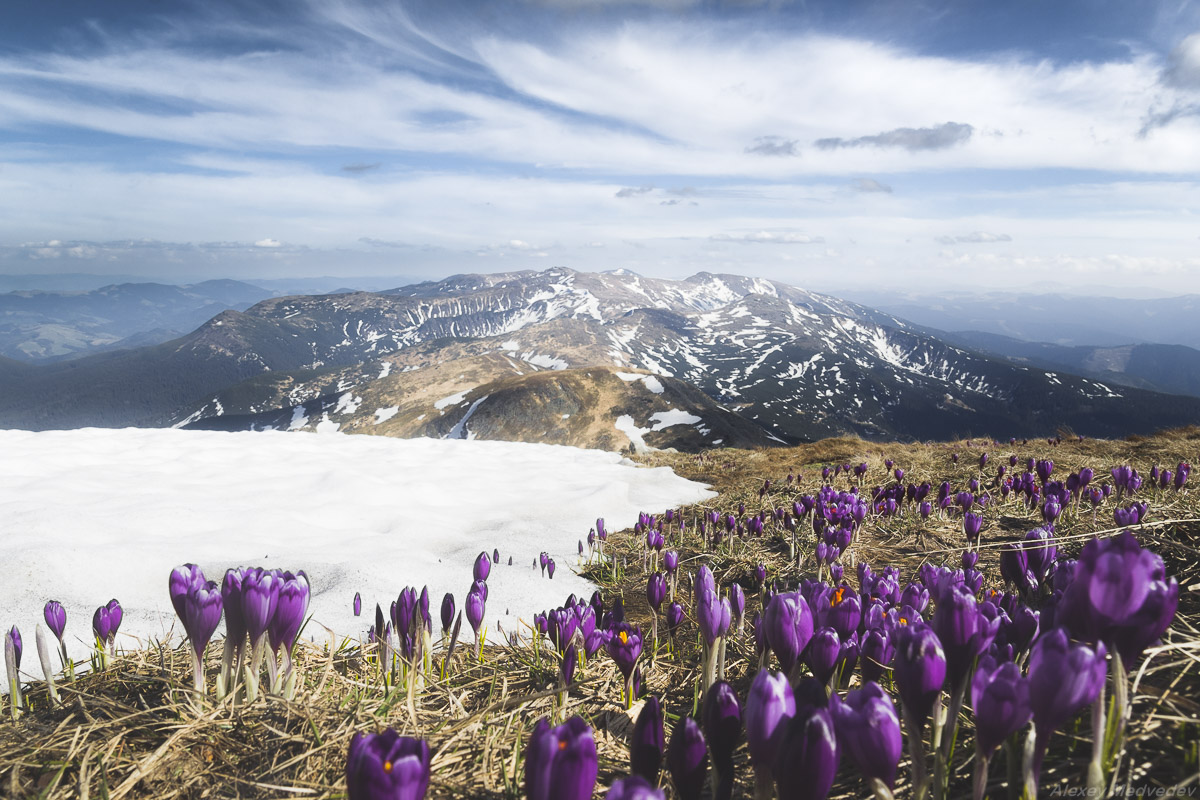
[{"x1": 1, "y1": 0, "x2": 1198, "y2": 294}]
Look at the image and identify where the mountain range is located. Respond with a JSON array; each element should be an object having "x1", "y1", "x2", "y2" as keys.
[
  {"x1": 0, "y1": 279, "x2": 272, "y2": 361},
  {"x1": 1, "y1": 268, "x2": 1198, "y2": 450}
]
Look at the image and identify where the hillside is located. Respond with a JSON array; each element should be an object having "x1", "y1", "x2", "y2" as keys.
[{"x1": 3, "y1": 268, "x2": 1199, "y2": 443}]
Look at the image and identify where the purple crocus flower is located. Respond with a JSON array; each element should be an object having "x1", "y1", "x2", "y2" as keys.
[
  {"x1": 773, "y1": 701, "x2": 839, "y2": 800},
  {"x1": 694, "y1": 566, "x2": 731, "y2": 648},
  {"x1": 43, "y1": 600, "x2": 66, "y2": 642},
  {"x1": 729, "y1": 583, "x2": 745, "y2": 630},
  {"x1": 1027, "y1": 628, "x2": 1107, "y2": 781},
  {"x1": 607, "y1": 775, "x2": 665, "y2": 800},
  {"x1": 440, "y1": 593, "x2": 455, "y2": 636},
  {"x1": 933, "y1": 584, "x2": 1000, "y2": 696},
  {"x1": 92, "y1": 599, "x2": 122, "y2": 646},
  {"x1": 1036, "y1": 459, "x2": 1054, "y2": 483},
  {"x1": 702, "y1": 680, "x2": 742, "y2": 800},
  {"x1": 666, "y1": 716, "x2": 708, "y2": 800},
  {"x1": 807, "y1": 627, "x2": 842, "y2": 685},
  {"x1": 646, "y1": 573, "x2": 667, "y2": 612},
  {"x1": 971, "y1": 654, "x2": 1032, "y2": 757},
  {"x1": 525, "y1": 716, "x2": 598, "y2": 800},
  {"x1": 860, "y1": 628, "x2": 895, "y2": 683},
  {"x1": 474, "y1": 552, "x2": 491, "y2": 583},
  {"x1": 269, "y1": 571, "x2": 310, "y2": 657},
  {"x1": 222, "y1": 568, "x2": 247, "y2": 645},
  {"x1": 182, "y1": 579, "x2": 224, "y2": 658},
  {"x1": 6, "y1": 626, "x2": 20, "y2": 670},
  {"x1": 465, "y1": 583, "x2": 486, "y2": 636},
  {"x1": 346, "y1": 728, "x2": 431, "y2": 800},
  {"x1": 630, "y1": 695, "x2": 665, "y2": 783},
  {"x1": 745, "y1": 670, "x2": 795, "y2": 773},
  {"x1": 763, "y1": 591, "x2": 815, "y2": 676},
  {"x1": 663, "y1": 550, "x2": 680, "y2": 573},
  {"x1": 1058, "y1": 531, "x2": 1180, "y2": 665},
  {"x1": 354, "y1": 592, "x2": 362, "y2": 617},
  {"x1": 666, "y1": 603, "x2": 685, "y2": 638},
  {"x1": 893, "y1": 623, "x2": 947, "y2": 726},
  {"x1": 547, "y1": 559, "x2": 556, "y2": 579},
  {"x1": 963, "y1": 512, "x2": 983, "y2": 547},
  {"x1": 169, "y1": 563, "x2": 206, "y2": 621},
  {"x1": 830, "y1": 681, "x2": 902, "y2": 790},
  {"x1": 606, "y1": 622, "x2": 643, "y2": 683},
  {"x1": 241, "y1": 568, "x2": 281, "y2": 646}
]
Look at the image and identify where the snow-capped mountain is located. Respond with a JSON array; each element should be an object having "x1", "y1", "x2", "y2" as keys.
[{"x1": 2, "y1": 268, "x2": 1197, "y2": 444}]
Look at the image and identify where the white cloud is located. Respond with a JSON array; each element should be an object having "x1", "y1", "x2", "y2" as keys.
[{"x1": 255, "y1": 238, "x2": 283, "y2": 248}]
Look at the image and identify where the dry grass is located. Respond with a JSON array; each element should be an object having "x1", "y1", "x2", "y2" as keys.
[{"x1": 2, "y1": 428, "x2": 1198, "y2": 798}]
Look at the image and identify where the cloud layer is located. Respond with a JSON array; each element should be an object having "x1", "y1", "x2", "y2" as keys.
[{"x1": 0, "y1": 2, "x2": 1196, "y2": 291}]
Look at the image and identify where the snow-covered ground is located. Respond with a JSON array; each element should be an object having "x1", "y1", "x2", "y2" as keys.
[{"x1": 0, "y1": 429, "x2": 714, "y2": 670}]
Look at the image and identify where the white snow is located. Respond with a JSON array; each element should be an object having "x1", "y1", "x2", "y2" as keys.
[
  {"x1": 374, "y1": 406, "x2": 399, "y2": 424},
  {"x1": 315, "y1": 413, "x2": 341, "y2": 434},
  {"x1": 0, "y1": 429, "x2": 713, "y2": 667},
  {"x1": 616, "y1": 372, "x2": 665, "y2": 394},
  {"x1": 434, "y1": 390, "x2": 470, "y2": 411},
  {"x1": 445, "y1": 395, "x2": 489, "y2": 440},
  {"x1": 378, "y1": 362, "x2": 393, "y2": 379},
  {"x1": 614, "y1": 415, "x2": 650, "y2": 453},
  {"x1": 334, "y1": 393, "x2": 362, "y2": 415},
  {"x1": 288, "y1": 405, "x2": 309, "y2": 431},
  {"x1": 650, "y1": 409, "x2": 702, "y2": 430}
]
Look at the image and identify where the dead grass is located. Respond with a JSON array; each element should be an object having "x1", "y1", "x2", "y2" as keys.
[{"x1": 2, "y1": 429, "x2": 1197, "y2": 798}]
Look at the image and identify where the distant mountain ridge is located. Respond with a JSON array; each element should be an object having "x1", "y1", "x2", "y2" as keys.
[
  {"x1": 0, "y1": 279, "x2": 272, "y2": 361},
  {"x1": 1, "y1": 268, "x2": 1198, "y2": 447},
  {"x1": 837, "y1": 289, "x2": 1200, "y2": 349}
]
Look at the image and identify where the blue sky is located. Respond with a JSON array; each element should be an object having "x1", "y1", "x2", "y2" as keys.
[{"x1": 1, "y1": 0, "x2": 1198, "y2": 293}]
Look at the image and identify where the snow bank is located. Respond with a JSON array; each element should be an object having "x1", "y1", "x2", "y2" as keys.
[{"x1": 0, "y1": 429, "x2": 714, "y2": 667}]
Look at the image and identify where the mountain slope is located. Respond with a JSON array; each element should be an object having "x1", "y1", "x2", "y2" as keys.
[
  {"x1": 0, "y1": 279, "x2": 272, "y2": 361},
  {"x1": 939, "y1": 331, "x2": 1200, "y2": 399},
  {"x1": 3, "y1": 268, "x2": 1199, "y2": 442}
]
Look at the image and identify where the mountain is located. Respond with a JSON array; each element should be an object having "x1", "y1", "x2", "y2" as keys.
[
  {"x1": 2, "y1": 268, "x2": 1199, "y2": 445},
  {"x1": 836, "y1": 290, "x2": 1200, "y2": 350},
  {"x1": 185, "y1": 364, "x2": 779, "y2": 452},
  {"x1": 0, "y1": 279, "x2": 273, "y2": 361},
  {"x1": 938, "y1": 331, "x2": 1200, "y2": 399}
]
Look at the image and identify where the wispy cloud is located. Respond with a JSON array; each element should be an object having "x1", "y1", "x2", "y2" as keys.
[
  {"x1": 745, "y1": 136, "x2": 798, "y2": 156},
  {"x1": 936, "y1": 231, "x2": 1011, "y2": 244},
  {"x1": 342, "y1": 162, "x2": 382, "y2": 173},
  {"x1": 710, "y1": 231, "x2": 823, "y2": 244},
  {"x1": 816, "y1": 122, "x2": 973, "y2": 151}
]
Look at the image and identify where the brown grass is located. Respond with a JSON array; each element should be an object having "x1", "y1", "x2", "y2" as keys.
[{"x1": 2, "y1": 429, "x2": 1198, "y2": 798}]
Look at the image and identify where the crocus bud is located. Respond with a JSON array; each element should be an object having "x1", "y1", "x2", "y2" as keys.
[
  {"x1": 763, "y1": 591, "x2": 815, "y2": 675},
  {"x1": 630, "y1": 695, "x2": 665, "y2": 783},
  {"x1": 353, "y1": 592, "x2": 362, "y2": 617},
  {"x1": 525, "y1": 716, "x2": 598, "y2": 800},
  {"x1": 474, "y1": 552, "x2": 491, "y2": 583},
  {"x1": 43, "y1": 601, "x2": 66, "y2": 642},
  {"x1": 241, "y1": 568, "x2": 280, "y2": 645},
  {"x1": 440, "y1": 593, "x2": 455, "y2": 635},
  {"x1": 606, "y1": 775, "x2": 665, "y2": 800},
  {"x1": 744, "y1": 669, "x2": 795, "y2": 769},
  {"x1": 702, "y1": 680, "x2": 742, "y2": 767},
  {"x1": 971, "y1": 654, "x2": 1032, "y2": 757},
  {"x1": 831, "y1": 681, "x2": 902, "y2": 790},
  {"x1": 646, "y1": 573, "x2": 667, "y2": 612},
  {"x1": 893, "y1": 624, "x2": 947, "y2": 726},
  {"x1": 465, "y1": 584, "x2": 486, "y2": 635},
  {"x1": 1027, "y1": 628, "x2": 1106, "y2": 780},
  {"x1": 269, "y1": 571, "x2": 309, "y2": 656},
  {"x1": 666, "y1": 717, "x2": 708, "y2": 800},
  {"x1": 345, "y1": 728, "x2": 431, "y2": 800},
  {"x1": 773, "y1": 702, "x2": 839, "y2": 800},
  {"x1": 183, "y1": 579, "x2": 225, "y2": 659},
  {"x1": 169, "y1": 563, "x2": 205, "y2": 621},
  {"x1": 547, "y1": 559, "x2": 556, "y2": 579}
]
